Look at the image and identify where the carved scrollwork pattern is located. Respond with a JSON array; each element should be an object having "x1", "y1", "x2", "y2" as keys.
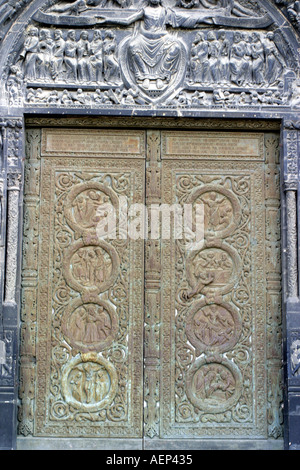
[
  {"x1": 20, "y1": 128, "x2": 145, "y2": 437},
  {"x1": 160, "y1": 131, "x2": 283, "y2": 439}
]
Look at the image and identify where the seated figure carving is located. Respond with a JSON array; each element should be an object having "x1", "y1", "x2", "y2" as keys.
[{"x1": 97, "y1": 0, "x2": 208, "y2": 93}]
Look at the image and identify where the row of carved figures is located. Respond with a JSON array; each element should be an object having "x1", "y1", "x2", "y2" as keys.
[
  {"x1": 24, "y1": 84, "x2": 292, "y2": 108},
  {"x1": 20, "y1": 27, "x2": 121, "y2": 84},
  {"x1": 189, "y1": 30, "x2": 286, "y2": 87},
  {"x1": 20, "y1": 25, "x2": 287, "y2": 89}
]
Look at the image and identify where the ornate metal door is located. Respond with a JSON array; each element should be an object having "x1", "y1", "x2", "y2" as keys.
[
  {"x1": 20, "y1": 127, "x2": 146, "y2": 439},
  {"x1": 19, "y1": 126, "x2": 283, "y2": 447},
  {"x1": 155, "y1": 130, "x2": 283, "y2": 444}
]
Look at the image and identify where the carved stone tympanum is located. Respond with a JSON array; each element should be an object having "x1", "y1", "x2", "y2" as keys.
[{"x1": 5, "y1": 0, "x2": 298, "y2": 110}]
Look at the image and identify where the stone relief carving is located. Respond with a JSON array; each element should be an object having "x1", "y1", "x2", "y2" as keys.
[
  {"x1": 35, "y1": 0, "x2": 271, "y2": 27},
  {"x1": 19, "y1": 129, "x2": 146, "y2": 437},
  {"x1": 0, "y1": 330, "x2": 14, "y2": 387},
  {"x1": 0, "y1": 0, "x2": 32, "y2": 43},
  {"x1": 291, "y1": 338, "x2": 300, "y2": 376},
  {"x1": 4, "y1": 0, "x2": 299, "y2": 110},
  {"x1": 275, "y1": 0, "x2": 300, "y2": 33},
  {"x1": 5, "y1": 171, "x2": 22, "y2": 304}
]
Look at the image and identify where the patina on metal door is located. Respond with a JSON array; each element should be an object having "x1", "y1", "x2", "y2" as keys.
[
  {"x1": 19, "y1": 126, "x2": 283, "y2": 447},
  {"x1": 20, "y1": 128, "x2": 146, "y2": 439},
  {"x1": 149, "y1": 130, "x2": 283, "y2": 445}
]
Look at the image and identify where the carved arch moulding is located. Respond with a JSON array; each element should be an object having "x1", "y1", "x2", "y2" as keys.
[{"x1": 0, "y1": 0, "x2": 300, "y2": 452}]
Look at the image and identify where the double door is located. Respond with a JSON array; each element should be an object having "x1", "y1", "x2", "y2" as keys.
[{"x1": 19, "y1": 126, "x2": 283, "y2": 448}]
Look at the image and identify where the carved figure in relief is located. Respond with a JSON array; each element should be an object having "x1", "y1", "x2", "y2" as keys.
[
  {"x1": 229, "y1": 31, "x2": 250, "y2": 86},
  {"x1": 68, "y1": 362, "x2": 110, "y2": 405},
  {"x1": 18, "y1": 27, "x2": 122, "y2": 85},
  {"x1": 187, "y1": 29, "x2": 289, "y2": 89},
  {"x1": 103, "y1": 30, "x2": 120, "y2": 84},
  {"x1": 264, "y1": 32, "x2": 286, "y2": 85},
  {"x1": 64, "y1": 30, "x2": 78, "y2": 81},
  {"x1": 199, "y1": 191, "x2": 233, "y2": 233},
  {"x1": 190, "y1": 32, "x2": 209, "y2": 84},
  {"x1": 185, "y1": 247, "x2": 235, "y2": 299},
  {"x1": 213, "y1": 88, "x2": 235, "y2": 105},
  {"x1": 218, "y1": 30, "x2": 230, "y2": 83},
  {"x1": 49, "y1": 0, "x2": 130, "y2": 13},
  {"x1": 71, "y1": 246, "x2": 112, "y2": 287},
  {"x1": 250, "y1": 32, "x2": 264, "y2": 85},
  {"x1": 38, "y1": 29, "x2": 54, "y2": 80},
  {"x1": 287, "y1": 1, "x2": 300, "y2": 31},
  {"x1": 90, "y1": 30, "x2": 103, "y2": 82},
  {"x1": 20, "y1": 26, "x2": 40, "y2": 80},
  {"x1": 97, "y1": 0, "x2": 210, "y2": 92},
  {"x1": 77, "y1": 31, "x2": 93, "y2": 82},
  {"x1": 72, "y1": 189, "x2": 110, "y2": 229},
  {"x1": 193, "y1": 304, "x2": 235, "y2": 347},
  {"x1": 207, "y1": 31, "x2": 220, "y2": 83},
  {"x1": 62, "y1": 297, "x2": 118, "y2": 352},
  {"x1": 52, "y1": 30, "x2": 66, "y2": 80},
  {"x1": 6, "y1": 65, "x2": 23, "y2": 105},
  {"x1": 193, "y1": 363, "x2": 235, "y2": 402},
  {"x1": 68, "y1": 304, "x2": 112, "y2": 344}
]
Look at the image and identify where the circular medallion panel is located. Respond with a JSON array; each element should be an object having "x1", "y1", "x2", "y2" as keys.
[
  {"x1": 62, "y1": 355, "x2": 118, "y2": 412},
  {"x1": 186, "y1": 241, "x2": 242, "y2": 296},
  {"x1": 61, "y1": 298, "x2": 119, "y2": 353},
  {"x1": 186, "y1": 357, "x2": 242, "y2": 413},
  {"x1": 63, "y1": 239, "x2": 120, "y2": 294},
  {"x1": 187, "y1": 184, "x2": 242, "y2": 239},
  {"x1": 185, "y1": 300, "x2": 242, "y2": 354},
  {"x1": 64, "y1": 182, "x2": 119, "y2": 235}
]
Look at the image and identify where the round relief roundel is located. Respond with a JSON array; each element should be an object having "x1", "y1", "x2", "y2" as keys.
[
  {"x1": 64, "y1": 182, "x2": 119, "y2": 235},
  {"x1": 61, "y1": 298, "x2": 119, "y2": 353},
  {"x1": 186, "y1": 241, "x2": 242, "y2": 296},
  {"x1": 186, "y1": 356, "x2": 243, "y2": 413},
  {"x1": 188, "y1": 184, "x2": 242, "y2": 239},
  {"x1": 62, "y1": 354, "x2": 118, "y2": 412},
  {"x1": 63, "y1": 239, "x2": 120, "y2": 294},
  {"x1": 185, "y1": 300, "x2": 242, "y2": 354}
]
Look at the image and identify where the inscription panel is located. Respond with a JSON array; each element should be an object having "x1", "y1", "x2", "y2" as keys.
[
  {"x1": 162, "y1": 132, "x2": 264, "y2": 160},
  {"x1": 41, "y1": 129, "x2": 146, "y2": 157}
]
